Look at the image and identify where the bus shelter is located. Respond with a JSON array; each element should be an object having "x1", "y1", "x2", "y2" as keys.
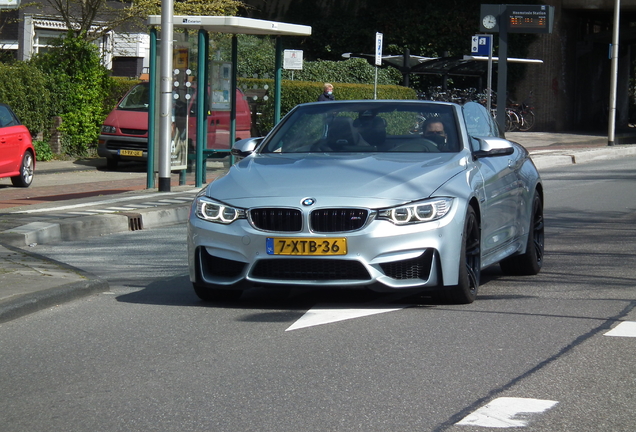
[{"x1": 146, "y1": 16, "x2": 312, "y2": 188}]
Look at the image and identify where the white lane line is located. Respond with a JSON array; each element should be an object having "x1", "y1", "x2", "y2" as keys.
[
  {"x1": 14, "y1": 189, "x2": 200, "y2": 214},
  {"x1": 604, "y1": 321, "x2": 636, "y2": 337},
  {"x1": 286, "y1": 304, "x2": 409, "y2": 331},
  {"x1": 456, "y1": 397, "x2": 558, "y2": 428}
]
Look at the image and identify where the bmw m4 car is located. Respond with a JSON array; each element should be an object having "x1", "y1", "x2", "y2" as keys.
[{"x1": 187, "y1": 100, "x2": 544, "y2": 304}]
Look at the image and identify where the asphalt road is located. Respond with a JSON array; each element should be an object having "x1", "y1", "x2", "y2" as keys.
[{"x1": 1, "y1": 157, "x2": 635, "y2": 431}]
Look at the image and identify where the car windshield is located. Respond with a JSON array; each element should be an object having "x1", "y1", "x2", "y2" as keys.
[
  {"x1": 260, "y1": 101, "x2": 460, "y2": 154},
  {"x1": 118, "y1": 83, "x2": 150, "y2": 111}
]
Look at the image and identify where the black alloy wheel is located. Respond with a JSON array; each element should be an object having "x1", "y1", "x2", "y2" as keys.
[{"x1": 440, "y1": 206, "x2": 481, "y2": 304}]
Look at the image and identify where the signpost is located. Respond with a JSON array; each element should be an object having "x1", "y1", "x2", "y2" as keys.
[
  {"x1": 472, "y1": 35, "x2": 494, "y2": 114},
  {"x1": 283, "y1": 49, "x2": 303, "y2": 80},
  {"x1": 374, "y1": 32, "x2": 383, "y2": 100}
]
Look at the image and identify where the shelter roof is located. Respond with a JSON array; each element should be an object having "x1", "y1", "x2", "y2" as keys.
[{"x1": 147, "y1": 15, "x2": 311, "y2": 36}]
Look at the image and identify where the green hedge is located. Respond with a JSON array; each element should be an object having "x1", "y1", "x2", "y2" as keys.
[
  {"x1": 238, "y1": 78, "x2": 417, "y2": 134},
  {"x1": 0, "y1": 63, "x2": 53, "y2": 136}
]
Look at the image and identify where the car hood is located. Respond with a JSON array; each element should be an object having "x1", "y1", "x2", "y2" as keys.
[
  {"x1": 103, "y1": 109, "x2": 148, "y2": 130},
  {"x1": 205, "y1": 152, "x2": 468, "y2": 208}
]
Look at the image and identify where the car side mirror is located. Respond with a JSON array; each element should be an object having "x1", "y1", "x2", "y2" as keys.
[
  {"x1": 472, "y1": 137, "x2": 515, "y2": 159},
  {"x1": 231, "y1": 137, "x2": 263, "y2": 159}
]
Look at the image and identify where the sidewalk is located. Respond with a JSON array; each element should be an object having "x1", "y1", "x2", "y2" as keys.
[{"x1": 1, "y1": 132, "x2": 635, "y2": 323}]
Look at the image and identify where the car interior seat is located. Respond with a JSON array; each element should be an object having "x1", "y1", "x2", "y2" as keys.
[
  {"x1": 327, "y1": 117, "x2": 362, "y2": 150},
  {"x1": 354, "y1": 116, "x2": 386, "y2": 147}
]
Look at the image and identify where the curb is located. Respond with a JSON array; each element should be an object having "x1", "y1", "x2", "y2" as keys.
[
  {"x1": 0, "y1": 204, "x2": 192, "y2": 247},
  {"x1": 0, "y1": 244, "x2": 109, "y2": 324},
  {"x1": 529, "y1": 145, "x2": 636, "y2": 170}
]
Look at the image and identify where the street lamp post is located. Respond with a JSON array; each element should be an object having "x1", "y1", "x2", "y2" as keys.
[
  {"x1": 608, "y1": 0, "x2": 621, "y2": 146},
  {"x1": 158, "y1": 0, "x2": 174, "y2": 191}
]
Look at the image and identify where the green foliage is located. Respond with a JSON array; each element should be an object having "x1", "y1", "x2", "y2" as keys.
[
  {"x1": 0, "y1": 63, "x2": 53, "y2": 136},
  {"x1": 33, "y1": 140, "x2": 54, "y2": 162},
  {"x1": 278, "y1": 0, "x2": 540, "y2": 92},
  {"x1": 239, "y1": 78, "x2": 416, "y2": 134},
  {"x1": 214, "y1": 34, "x2": 402, "y2": 85},
  {"x1": 30, "y1": 33, "x2": 111, "y2": 156},
  {"x1": 282, "y1": 58, "x2": 402, "y2": 85}
]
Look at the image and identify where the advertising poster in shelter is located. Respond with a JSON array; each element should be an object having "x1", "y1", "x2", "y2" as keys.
[
  {"x1": 208, "y1": 61, "x2": 233, "y2": 149},
  {"x1": 170, "y1": 43, "x2": 190, "y2": 170}
]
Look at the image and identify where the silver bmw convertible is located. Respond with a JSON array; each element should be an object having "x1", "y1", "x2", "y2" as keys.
[{"x1": 187, "y1": 100, "x2": 543, "y2": 304}]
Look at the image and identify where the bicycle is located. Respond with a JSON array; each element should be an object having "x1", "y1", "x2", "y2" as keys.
[{"x1": 509, "y1": 93, "x2": 536, "y2": 132}]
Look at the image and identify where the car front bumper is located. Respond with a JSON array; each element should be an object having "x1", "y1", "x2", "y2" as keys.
[
  {"x1": 187, "y1": 201, "x2": 467, "y2": 293},
  {"x1": 97, "y1": 135, "x2": 148, "y2": 161}
]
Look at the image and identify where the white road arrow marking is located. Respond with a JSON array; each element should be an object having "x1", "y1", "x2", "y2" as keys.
[
  {"x1": 456, "y1": 397, "x2": 558, "y2": 428},
  {"x1": 604, "y1": 321, "x2": 636, "y2": 337},
  {"x1": 286, "y1": 304, "x2": 409, "y2": 331}
]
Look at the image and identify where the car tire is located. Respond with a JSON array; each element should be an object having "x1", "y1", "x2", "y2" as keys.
[
  {"x1": 11, "y1": 150, "x2": 34, "y2": 187},
  {"x1": 193, "y1": 283, "x2": 242, "y2": 302},
  {"x1": 439, "y1": 206, "x2": 480, "y2": 304},
  {"x1": 106, "y1": 158, "x2": 119, "y2": 171},
  {"x1": 500, "y1": 190, "x2": 544, "y2": 275}
]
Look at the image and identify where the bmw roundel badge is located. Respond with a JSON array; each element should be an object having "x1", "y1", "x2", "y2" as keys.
[{"x1": 302, "y1": 197, "x2": 316, "y2": 206}]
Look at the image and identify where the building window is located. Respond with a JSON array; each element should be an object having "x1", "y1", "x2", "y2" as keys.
[{"x1": 33, "y1": 29, "x2": 65, "y2": 54}]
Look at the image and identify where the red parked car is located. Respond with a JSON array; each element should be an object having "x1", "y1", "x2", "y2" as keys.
[
  {"x1": 98, "y1": 82, "x2": 251, "y2": 170},
  {"x1": 0, "y1": 103, "x2": 35, "y2": 187}
]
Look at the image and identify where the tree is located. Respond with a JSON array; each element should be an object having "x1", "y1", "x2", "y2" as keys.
[{"x1": 39, "y1": 0, "x2": 245, "y2": 41}]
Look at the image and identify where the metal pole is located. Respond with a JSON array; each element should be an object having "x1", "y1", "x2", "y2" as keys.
[
  {"x1": 374, "y1": 67, "x2": 378, "y2": 100},
  {"x1": 158, "y1": 0, "x2": 174, "y2": 191},
  {"x1": 195, "y1": 29, "x2": 206, "y2": 187},
  {"x1": 230, "y1": 35, "x2": 237, "y2": 145},
  {"x1": 608, "y1": 0, "x2": 620, "y2": 146},
  {"x1": 274, "y1": 37, "x2": 282, "y2": 124},
  {"x1": 486, "y1": 34, "x2": 493, "y2": 116},
  {"x1": 147, "y1": 27, "x2": 157, "y2": 189},
  {"x1": 496, "y1": 16, "x2": 508, "y2": 133},
  {"x1": 402, "y1": 48, "x2": 410, "y2": 87}
]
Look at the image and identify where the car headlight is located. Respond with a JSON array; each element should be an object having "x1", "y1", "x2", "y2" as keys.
[
  {"x1": 101, "y1": 125, "x2": 116, "y2": 134},
  {"x1": 378, "y1": 198, "x2": 453, "y2": 225},
  {"x1": 195, "y1": 196, "x2": 245, "y2": 224}
]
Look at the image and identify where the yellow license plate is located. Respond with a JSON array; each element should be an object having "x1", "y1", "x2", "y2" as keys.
[
  {"x1": 266, "y1": 237, "x2": 347, "y2": 256},
  {"x1": 119, "y1": 149, "x2": 143, "y2": 157}
]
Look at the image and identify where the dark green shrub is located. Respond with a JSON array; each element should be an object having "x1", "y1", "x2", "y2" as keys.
[
  {"x1": 239, "y1": 78, "x2": 417, "y2": 134},
  {"x1": 30, "y1": 33, "x2": 111, "y2": 157},
  {"x1": 33, "y1": 140, "x2": 54, "y2": 161}
]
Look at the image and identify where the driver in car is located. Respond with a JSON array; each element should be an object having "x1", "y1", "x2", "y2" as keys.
[{"x1": 423, "y1": 119, "x2": 450, "y2": 151}]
